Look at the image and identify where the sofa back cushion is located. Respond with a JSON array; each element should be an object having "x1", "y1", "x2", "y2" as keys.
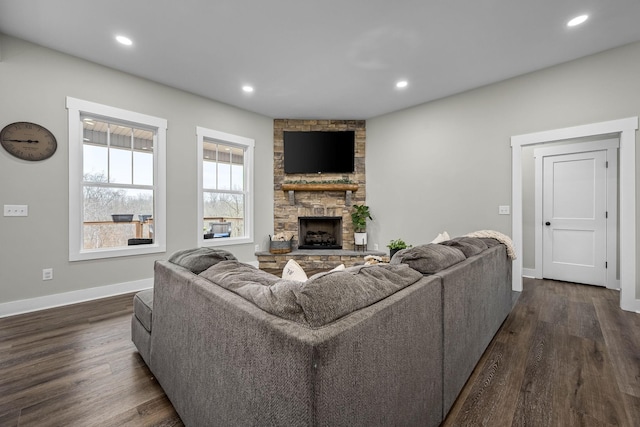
[
  {"x1": 168, "y1": 247, "x2": 237, "y2": 274},
  {"x1": 296, "y1": 264, "x2": 423, "y2": 328},
  {"x1": 200, "y1": 261, "x2": 424, "y2": 328},
  {"x1": 199, "y1": 260, "x2": 307, "y2": 324},
  {"x1": 439, "y1": 237, "x2": 488, "y2": 258},
  {"x1": 390, "y1": 243, "x2": 466, "y2": 274}
]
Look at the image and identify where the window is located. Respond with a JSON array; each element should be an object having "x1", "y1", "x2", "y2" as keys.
[
  {"x1": 197, "y1": 127, "x2": 254, "y2": 247},
  {"x1": 67, "y1": 97, "x2": 167, "y2": 261}
]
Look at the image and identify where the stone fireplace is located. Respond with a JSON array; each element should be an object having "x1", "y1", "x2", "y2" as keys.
[
  {"x1": 298, "y1": 217, "x2": 342, "y2": 249},
  {"x1": 258, "y1": 119, "x2": 384, "y2": 270},
  {"x1": 273, "y1": 119, "x2": 366, "y2": 251}
]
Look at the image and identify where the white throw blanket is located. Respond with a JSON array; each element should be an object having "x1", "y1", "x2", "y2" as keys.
[{"x1": 465, "y1": 230, "x2": 517, "y2": 260}]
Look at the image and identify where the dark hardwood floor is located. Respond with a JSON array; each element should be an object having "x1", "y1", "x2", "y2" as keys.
[
  {"x1": 1, "y1": 278, "x2": 639, "y2": 426},
  {"x1": 444, "y1": 278, "x2": 640, "y2": 427},
  {"x1": 0, "y1": 294, "x2": 182, "y2": 426}
]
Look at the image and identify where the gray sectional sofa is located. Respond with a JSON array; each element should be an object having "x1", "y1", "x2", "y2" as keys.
[{"x1": 132, "y1": 236, "x2": 513, "y2": 426}]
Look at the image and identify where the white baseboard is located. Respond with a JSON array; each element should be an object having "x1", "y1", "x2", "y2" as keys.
[
  {"x1": 522, "y1": 268, "x2": 537, "y2": 278},
  {"x1": 0, "y1": 278, "x2": 153, "y2": 318},
  {"x1": 621, "y1": 296, "x2": 640, "y2": 313}
]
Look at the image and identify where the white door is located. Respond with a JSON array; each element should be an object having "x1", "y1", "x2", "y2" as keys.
[{"x1": 542, "y1": 151, "x2": 607, "y2": 286}]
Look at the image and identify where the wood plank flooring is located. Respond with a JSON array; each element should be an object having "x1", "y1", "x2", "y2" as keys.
[
  {"x1": 1, "y1": 278, "x2": 638, "y2": 426},
  {"x1": 0, "y1": 294, "x2": 182, "y2": 426},
  {"x1": 443, "y1": 278, "x2": 640, "y2": 426}
]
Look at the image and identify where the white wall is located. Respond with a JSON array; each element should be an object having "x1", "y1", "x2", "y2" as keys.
[
  {"x1": 3, "y1": 34, "x2": 639, "y2": 311},
  {"x1": 0, "y1": 35, "x2": 274, "y2": 307},
  {"x1": 367, "y1": 41, "x2": 640, "y2": 300}
]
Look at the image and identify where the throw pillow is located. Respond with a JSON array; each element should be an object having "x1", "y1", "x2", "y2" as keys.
[
  {"x1": 168, "y1": 247, "x2": 237, "y2": 274},
  {"x1": 430, "y1": 231, "x2": 450, "y2": 243},
  {"x1": 282, "y1": 259, "x2": 308, "y2": 282}
]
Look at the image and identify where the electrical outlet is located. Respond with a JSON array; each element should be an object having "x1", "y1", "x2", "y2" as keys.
[
  {"x1": 498, "y1": 205, "x2": 510, "y2": 215},
  {"x1": 254, "y1": 244, "x2": 260, "y2": 252},
  {"x1": 42, "y1": 268, "x2": 53, "y2": 281},
  {"x1": 374, "y1": 243, "x2": 379, "y2": 251},
  {"x1": 4, "y1": 205, "x2": 28, "y2": 216}
]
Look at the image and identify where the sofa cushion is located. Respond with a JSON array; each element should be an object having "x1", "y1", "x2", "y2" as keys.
[
  {"x1": 439, "y1": 237, "x2": 488, "y2": 258},
  {"x1": 133, "y1": 289, "x2": 154, "y2": 332},
  {"x1": 390, "y1": 243, "x2": 466, "y2": 274},
  {"x1": 168, "y1": 247, "x2": 237, "y2": 274},
  {"x1": 199, "y1": 260, "x2": 307, "y2": 324},
  {"x1": 457, "y1": 236, "x2": 489, "y2": 251},
  {"x1": 295, "y1": 264, "x2": 423, "y2": 328},
  {"x1": 478, "y1": 237, "x2": 502, "y2": 248}
]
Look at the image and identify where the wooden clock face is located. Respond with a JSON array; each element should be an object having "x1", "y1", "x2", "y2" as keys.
[{"x1": 0, "y1": 122, "x2": 58, "y2": 161}]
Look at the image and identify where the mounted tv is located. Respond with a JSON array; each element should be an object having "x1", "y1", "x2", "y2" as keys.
[{"x1": 283, "y1": 131, "x2": 355, "y2": 174}]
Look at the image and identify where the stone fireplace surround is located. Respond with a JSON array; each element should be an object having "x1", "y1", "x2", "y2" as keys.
[{"x1": 257, "y1": 119, "x2": 384, "y2": 270}]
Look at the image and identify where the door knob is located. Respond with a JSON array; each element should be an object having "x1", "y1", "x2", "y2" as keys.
[{"x1": 545, "y1": 222, "x2": 551, "y2": 226}]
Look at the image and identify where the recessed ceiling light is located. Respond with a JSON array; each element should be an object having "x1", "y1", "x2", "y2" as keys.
[
  {"x1": 396, "y1": 80, "x2": 408, "y2": 89},
  {"x1": 116, "y1": 35, "x2": 133, "y2": 46},
  {"x1": 567, "y1": 14, "x2": 589, "y2": 27},
  {"x1": 242, "y1": 85, "x2": 254, "y2": 93}
]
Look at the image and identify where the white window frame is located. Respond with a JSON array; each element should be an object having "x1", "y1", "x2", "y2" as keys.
[
  {"x1": 197, "y1": 126, "x2": 254, "y2": 247},
  {"x1": 67, "y1": 97, "x2": 167, "y2": 261}
]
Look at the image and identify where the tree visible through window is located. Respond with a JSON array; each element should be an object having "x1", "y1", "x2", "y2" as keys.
[
  {"x1": 82, "y1": 118, "x2": 155, "y2": 249},
  {"x1": 203, "y1": 142, "x2": 245, "y2": 238},
  {"x1": 197, "y1": 127, "x2": 254, "y2": 246},
  {"x1": 67, "y1": 96, "x2": 167, "y2": 261}
]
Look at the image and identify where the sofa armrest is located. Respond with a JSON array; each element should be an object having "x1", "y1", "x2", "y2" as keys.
[{"x1": 436, "y1": 244, "x2": 512, "y2": 415}]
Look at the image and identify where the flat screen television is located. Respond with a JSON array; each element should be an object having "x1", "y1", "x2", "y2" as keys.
[{"x1": 283, "y1": 131, "x2": 355, "y2": 174}]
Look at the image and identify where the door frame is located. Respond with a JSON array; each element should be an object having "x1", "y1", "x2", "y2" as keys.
[
  {"x1": 511, "y1": 117, "x2": 638, "y2": 312},
  {"x1": 533, "y1": 139, "x2": 618, "y2": 289}
]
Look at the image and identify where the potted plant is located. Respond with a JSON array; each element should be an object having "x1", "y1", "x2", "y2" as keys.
[
  {"x1": 351, "y1": 204, "x2": 372, "y2": 246},
  {"x1": 387, "y1": 238, "x2": 411, "y2": 259}
]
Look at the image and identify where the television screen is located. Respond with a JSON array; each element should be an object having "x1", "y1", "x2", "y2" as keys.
[{"x1": 283, "y1": 131, "x2": 355, "y2": 174}]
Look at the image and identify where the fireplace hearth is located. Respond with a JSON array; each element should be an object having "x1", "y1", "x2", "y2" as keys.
[{"x1": 298, "y1": 217, "x2": 342, "y2": 249}]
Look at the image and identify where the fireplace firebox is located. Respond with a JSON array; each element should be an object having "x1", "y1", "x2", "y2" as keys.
[{"x1": 298, "y1": 217, "x2": 342, "y2": 249}]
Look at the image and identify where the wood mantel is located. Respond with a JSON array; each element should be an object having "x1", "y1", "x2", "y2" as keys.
[
  {"x1": 281, "y1": 183, "x2": 359, "y2": 206},
  {"x1": 281, "y1": 183, "x2": 359, "y2": 192}
]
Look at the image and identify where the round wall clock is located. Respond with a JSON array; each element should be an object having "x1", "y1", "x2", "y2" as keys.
[{"x1": 0, "y1": 122, "x2": 58, "y2": 161}]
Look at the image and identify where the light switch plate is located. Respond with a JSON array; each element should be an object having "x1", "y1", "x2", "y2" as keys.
[{"x1": 4, "y1": 205, "x2": 28, "y2": 216}]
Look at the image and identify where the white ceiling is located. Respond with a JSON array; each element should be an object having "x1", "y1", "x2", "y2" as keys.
[{"x1": 1, "y1": 0, "x2": 640, "y2": 119}]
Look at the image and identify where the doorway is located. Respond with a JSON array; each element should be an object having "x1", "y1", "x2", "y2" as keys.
[
  {"x1": 534, "y1": 139, "x2": 618, "y2": 288},
  {"x1": 511, "y1": 117, "x2": 638, "y2": 313}
]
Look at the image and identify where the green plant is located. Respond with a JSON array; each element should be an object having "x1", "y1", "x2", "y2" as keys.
[
  {"x1": 351, "y1": 204, "x2": 372, "y2": 233},
  {"x1": 387, "y1": 238, "x2": 411, "y2": 250}
]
